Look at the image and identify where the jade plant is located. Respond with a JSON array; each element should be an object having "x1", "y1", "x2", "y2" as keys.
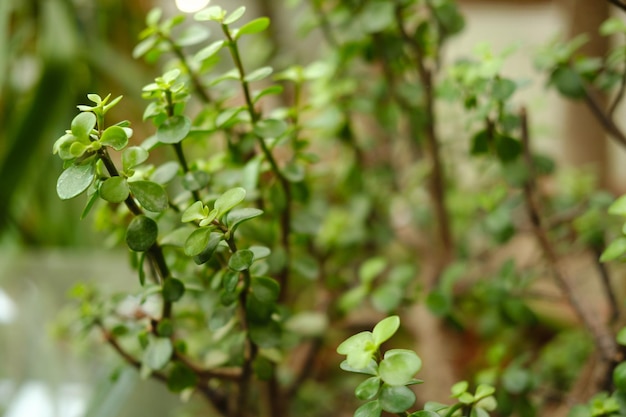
[{"x1": 51, "y1": 1, "x2": 626, "y2": 417}]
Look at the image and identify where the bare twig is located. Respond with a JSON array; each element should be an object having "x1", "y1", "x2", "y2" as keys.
[
  {"x1": 582, "y1": 86, "x2": 626, "y2": 149},
  {"x1": 394, "y1": 5, "x2": 453, "y2": 281},
  {"x1": 609, "y1": 0, "x2": 626, "y2": 12},
  {"x1": 519, "y1": 108, "x2": 617, "y2": 362}
]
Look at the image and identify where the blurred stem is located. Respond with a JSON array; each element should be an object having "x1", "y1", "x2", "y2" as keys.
[
  {"x1": 519, "y1": 107, "x2": 617, "y2": 362},
  {"x1": 582, "y1": 85, "x2": 626, "y2": 148},
  {"x1": 609, "y1": 0, "x2": 626, "y2": 12},
  {"x1": 162, "y1": 35, "x2": 212, "y2": 104},
  {"x1": 395, "y1": 5, "x2": 453, "y2": 282}
]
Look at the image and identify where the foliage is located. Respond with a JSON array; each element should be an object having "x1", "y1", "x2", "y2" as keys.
[{"x1": 50, "y1": 1, "x2": 626, "y2": 417}]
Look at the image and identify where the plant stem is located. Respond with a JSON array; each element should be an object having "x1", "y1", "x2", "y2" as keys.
[
  {"x1": 582, "y1": 85, "x2": 626, "y2": 148},
  {"x1": 97, "y1": 148, "x2": 173, "y2": 319},
  {"x1": 162, "y1": 35, "x2": 212, "y2": 104},
  {"x1": 394, "y1": 5, "x2": 453, "y2": 281},
  {"x1": 221, "y1": 24, "x2": 292, "y2": 299},
  {"x1": 519, "y1": 107, "x2": 617, "y2": 362}
]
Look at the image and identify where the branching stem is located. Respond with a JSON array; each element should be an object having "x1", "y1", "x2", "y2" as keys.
[{"x1": 519, "y1": 108, "x2": 617, "y2": 362}]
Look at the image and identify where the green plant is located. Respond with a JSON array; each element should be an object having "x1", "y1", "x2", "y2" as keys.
[{"x1": 50, "y1": 1, "x2": 626, "y2": 417}]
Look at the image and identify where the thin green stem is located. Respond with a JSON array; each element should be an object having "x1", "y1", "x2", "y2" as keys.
[
  {"x1": 221, "y1": 23, "x2": 292, "y2": 299},
  {"x1": 162, "y1": 35, "x2": 212, "y2": 104}
]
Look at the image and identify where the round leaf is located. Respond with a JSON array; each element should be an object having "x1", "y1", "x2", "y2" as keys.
[
  {"x1": 253, "y1": 119, "x2": 287, "y2": 139},
  {"x1": 379, "y1": 385, "x2": 416, "y2": 413},
  {"x1": 167, "y1": 363, "x2": 198, "y2": 393},
  {"x1": 355, "y1": 376, "x2": 381, "y2": 401},
  {"x1": 71, "y1": 112, "x2": 96, "y2": 139},
  {"x1": 163, "y1": 278, "x2": 185, "y2": 302},
  {"x1": 157, "y1": 115, "x2": 191, "y2": 144},
  {"x1": 250, "y1": 276, "x2": 280, "y2": 303},
  {"x1": 379, "y1": 349, "x2": 422, "y2": 386},
  {"x1": 184, "y1": 227, "x2": 213, "y2": 257},
  {"x1": 143, "y1": 337, "x2": 173, "y2": 370},
  {"x1": 100, "y1": 126, "x2": 129, "y2": 150},
  {"x1": 354, "y1": 401, "x2": 382, "y2": 417},
  {"x1": 100, "y1": 176, "x2": 130, "y2": 203},
  {"x1": 229, "y1": 249, "x2": 254, "y2": 271},
  {"x1": 56, "y1": 163, "x2": 95, "y2": 200},
  {"x1": 129, "y1": 181, "x2": 168, "y2": 212},
  {"x1": 194, "y1": 40, "x2": 225, "y2": 63},
  {"x1": 372, "y1": 315, "x2": 400, "y2": 347},
  {"x1": 126, "y1": 215, "x2": 158, "y2": 251},
  {"x1": 122, "y1": 146, "x2": 149, "y2": 171},
  {"x1": 550, "y1": 66, "x2": 585, "y2": 99}
]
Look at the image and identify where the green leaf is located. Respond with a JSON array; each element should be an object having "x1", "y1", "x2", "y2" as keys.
[
  {"x1": 378, "y1": 349, "x2": 422, "y2": 386},
  {"x1": 129, "y1": 181, "x2": 168, "y2": 212},
  {"x1": 235, "y1": 17, "x2": 270, "y2": 39},
  {"x1": 122, "y1": 146, "x2": 149, "y2": 171},
  {"x1": 372, "y1": 315, "x2": 400, "y2": 347},
  {"x1": 617, "y1": 327, "x2": 626, "y2": 346},
  {"x1": 215, "y1": 187, "x2": 246, "y2": 217},
  {"x1": 167, "y1": 363, "x2": 198, "y2": 393},
  {"x1": 194, "y1": 5, "x2": 225, "y2": 22},
  {"x1": 337, "y1": 331, "x2": 376, "y2": 370},
  {"x1": 143, "y1": 337, "x2": 173, "y2": 370},
  {"x1": 100, "y1": 126, "x2": 129, "y2": 150},
  {"x1": 600, "y1": 17, "x2": 626, "y2": 36},
  {"x1": 244, "y1": 66, "x2": 273, "y2": 83},
  {"x1": 470, "y1": 130, "x2": 490, "y2": 155},
  {"x1": 182, "y1": 201, "x2": 208, "y2": 223},
  {"x1": 71, "y1": 112, "x2": 96, "y2": 139},
  {"x1": 254, "y1": 118, "x2": 287, "y2": 139},
  {"x1": 133, "y1": 35, "x2": 158, "y2": 59},
  {"x1": 251, "y1": 276, "x2": 280, "y2": 303},
  {"x1": 410, "y1": 412, "x2": 441, "y2": 417},
  {"x1": 226, "y1": 207, "x2": 263, "y2": 230},
  {"x1": 193, "y1": 232, "x2": 223, "y2": 265},
  {"x1": 126, "y1": 215, "x2": 158, "y2": 251},
  {"x1": 614, "y1": 362, "x2": 626, "y2": 391},
  {"x1": 151, "y1": 161, "x2": 180, "y2": 184},
  {"x1": 229, "y1": 249, "x2": 254, "y2": 271},
  {"x1": 451, "y1": 381, "x2": 469, "y2": 397},
  {"x1": 379, "y1": 385, "x2": 416, "y2": 413},
  {"x1": 175, "y1": 25, "x2": 210, "y2": 47},
  {"x1": 194, "y1": 40, "x2": 225, "y2": 62},
  {"x1": 359, "y1": 257, "x2": 387, "y2": 284},
  {"x1": 340, "y1": 360, "x2": 378, "y2": 376},
  {"x1": 354, "y1": 401, "x2": 382, "y2": 417},
  {"x1": 184, "y1": 227, "x2": 213, "y2": 257},
  {"x1": 495, "y1": 134, "x2": 522, "y2": 162},
  {"x1": 355, "y1": 377, "x2": 381, "y2": 401},
  {"x1": 608, "y1": 195, "x2": 626, "y2": 216},
  {"x1": 550, "y1": 66, "x2": 585, "y2": 99},
  {"x1": 492, "y1": 78, "x2": 516, "y2": 101},
  {"x1": 100, "y1": 176, "x2": 129, "y2": 203},
  {"x1": 600, "y1": 237, "x2": 626, "y2": 262},
  {"x1": 163, "y1": 278, "x2": 185, "y2": 302},
  {"x1": 224, "y1": 6, "x2": 246, "y2": 25},
  {"x1": 157, "y1": 115, "x2": 191, "y2": 144},
  {"x1": 252, "y1": 85, "x2": 283, "y2": 103},
  {"x1": 475, "y1": 384, "x2": 496, "y2": 400},
  {"x1": 502, "y1": 366, "x2": 531, "y2": 394},
  {"x1": 57, "y1": 163, "x2": 96, "y2": 200}
]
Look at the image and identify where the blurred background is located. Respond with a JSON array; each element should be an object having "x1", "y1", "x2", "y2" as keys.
[{"x1": 0, "y1": 0, "x2": 619, "y2": 416}]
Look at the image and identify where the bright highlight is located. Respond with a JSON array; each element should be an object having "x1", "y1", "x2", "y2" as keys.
[{"x1": 175, "y1": 0, "x2": 211, "y2": 13}]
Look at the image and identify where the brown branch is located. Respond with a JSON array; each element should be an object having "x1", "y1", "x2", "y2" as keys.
[
  {"x1": 609, "y1": 0, "x2": 626, "y2": 12},
  {"x1": 519, "y1": 107, "x2": 617, "y2": 362},
  {"x1": 582, "y1": 85, "x2": 626, "y2": 149},
  {"x1": 394, "y1": 5, "x2": 453, "y2": 282}
]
